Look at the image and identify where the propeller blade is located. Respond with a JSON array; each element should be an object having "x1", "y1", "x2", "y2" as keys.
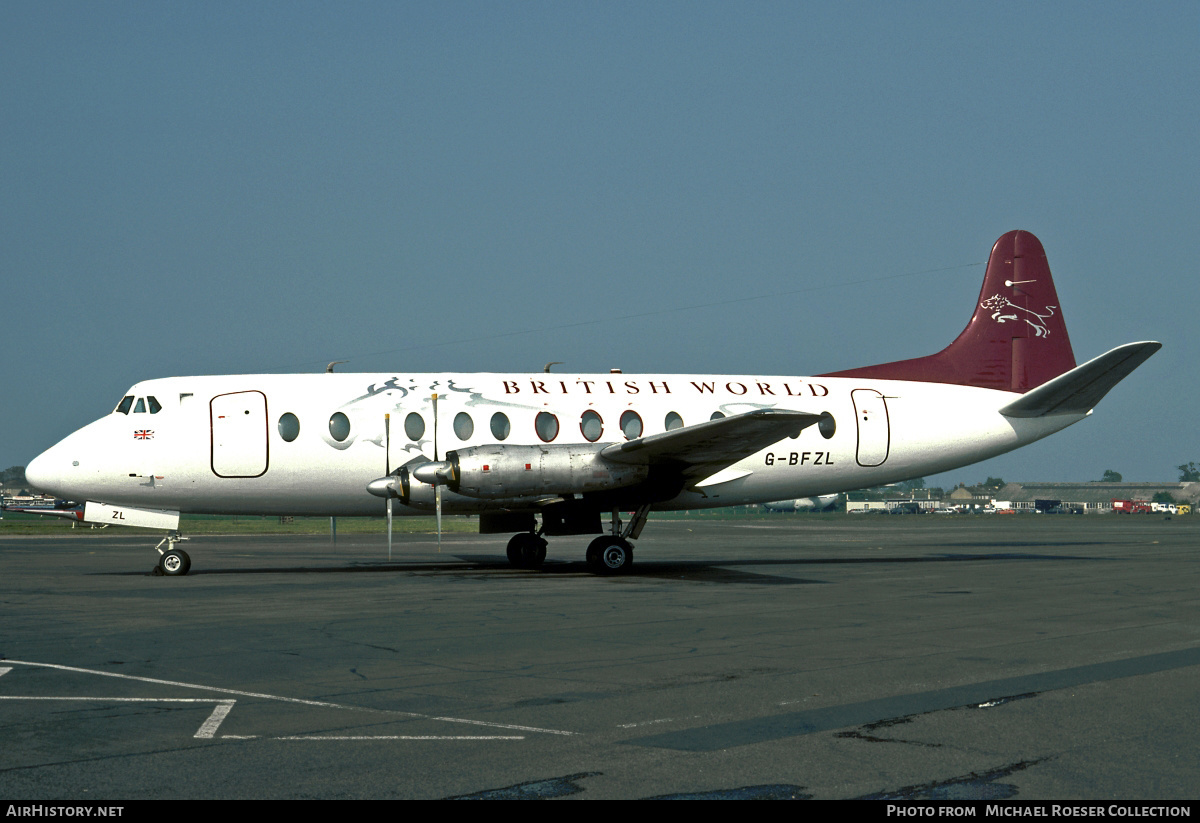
[
  {"x1": 432, "y1": 393, "x2": 439, "y2": 461},
  {"x1": 432, "y1": 393, "x2": 440, "y2": 551},
  {"x1": 385, "y1": 414, "x2": 392, "y2": 561}
]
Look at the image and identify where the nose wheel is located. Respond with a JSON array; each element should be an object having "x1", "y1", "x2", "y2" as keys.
[
  {"x1": 154, "y1": 532, "x2": 191, "y2": 576},
  {"x1": 158, "y1": 548, "x2": 191, "y2": 576}
]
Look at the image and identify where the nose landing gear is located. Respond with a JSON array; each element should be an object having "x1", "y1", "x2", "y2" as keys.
[{"x1": 153, "y1": 532, "x2": 191, "y2": 576}]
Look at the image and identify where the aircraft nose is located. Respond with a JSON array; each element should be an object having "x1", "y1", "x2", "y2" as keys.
[
  {"x1": 24, "y1": 447, "x2": 61, "y2": 495},
  {"x1": 25, "y1": 421, "x2": 99, "y2": 498}
]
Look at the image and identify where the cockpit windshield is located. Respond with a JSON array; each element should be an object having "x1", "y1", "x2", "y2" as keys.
[{"x1": 114, "y1": 395, "x2": 162, "y2": 415}]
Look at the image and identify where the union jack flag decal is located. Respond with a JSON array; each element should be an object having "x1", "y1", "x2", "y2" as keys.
[{"x1": 134, "y1": 430, "x2": 154, "y2": 440}]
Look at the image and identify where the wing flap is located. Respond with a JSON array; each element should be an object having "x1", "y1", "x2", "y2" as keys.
[
  {"x1": 999, "y1": 341, "x2": 1161, "y2": 418},
  {"x1": 600, "y1": 409, "x2": 822, "y2": 480}
]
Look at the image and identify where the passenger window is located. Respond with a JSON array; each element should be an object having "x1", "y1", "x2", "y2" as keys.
[
  {"x1": 620, "y1": 410, "x2": 643, "y2": 440},
  {"x1": 535, "y1": 412, "x2": 559, "y2": 442},
  {"x1": 581, "y1": 410, "x2": 603, "y2": 442},
  {"x1": 115, "y1": 396, "x2": 134, "y2": 415},
  {"x1": 147, "y1": 396, "x2": 162, "y2": 414},
  {"x1": 665, "y1": 411, "x2": 683, "y2": 431},
  {"x1": 453, "y1": 412, "x2": 474, "y2": 441},
  {"x1": 404, "y1": 412, "x2": 425, "y2": 441},
  {"x1": 491, "y1": 412, "x2": 511, "y2": 441},
  {"x1": 279, "y1": 413, "x2": 300, "y2": 442},
  {"x1": 134, "y1": 398, "x2": 146, "y2": 413},
  {"x1": 329, "y1": 412, "x2": 351, "y2": 442}
]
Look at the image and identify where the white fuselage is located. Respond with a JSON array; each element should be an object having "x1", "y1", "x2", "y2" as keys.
[{"x1": 26, "y1": 371, "x2": 1085, "y2": 517}]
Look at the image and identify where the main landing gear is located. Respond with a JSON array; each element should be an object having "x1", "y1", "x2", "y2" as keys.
[
  {"x1": 506, "y1": 531, "x2": 548, "y2": 569},
  {"x1": 153, "y1": 531, "x2": 191, "y2": 576},
  {"x1": 585, "y1": 535, "x2": 633, "y2": 575},
  {"x1": 505, "y1": 505, "x2": 651, "y2": 576}
]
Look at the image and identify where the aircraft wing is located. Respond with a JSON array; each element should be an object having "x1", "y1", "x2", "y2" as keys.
[
  {"x1": 999, "y1": 341, "x2": 1161, "y2": 418},
  {"x1": 600, "y1": 408, "x2": 823, "y2": 482}
]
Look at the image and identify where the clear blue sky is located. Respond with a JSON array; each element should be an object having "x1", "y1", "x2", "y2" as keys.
[{"x1": 3, "y1": 1, "x2": 1196, "y2": 488}]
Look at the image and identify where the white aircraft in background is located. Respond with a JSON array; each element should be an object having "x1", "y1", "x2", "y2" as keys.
[
  {"x1": 26, "y1": 231, "x2": 1159, "y2": 576},
  {"x1": 762, "y1": 495, "x2": 839, "y2": 513},
  {"x1": 0, "y1": 499, "x2": 84, "y2": 523}
]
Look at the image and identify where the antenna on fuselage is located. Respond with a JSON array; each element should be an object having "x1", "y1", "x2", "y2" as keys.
[
  {"x1": 326, "y1": 360, "x2": 348, "y2": 373},
  {"x1": 544, "y1": 362, "x2": 563, "y2": 373}
]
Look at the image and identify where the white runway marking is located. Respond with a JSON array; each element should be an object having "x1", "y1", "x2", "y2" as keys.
[
  {"x1": 2, "y1": 659, "x2": 347, "y2": 707},
  {"x1": 1, "y1": 659, "x2": 577, "y2": 738},
  {"x1": 195, "y1": 700, "x2": 236, "y2": 738},
  {"x1": 0, "y1": 696, "x2": 237, "y2": 738}
]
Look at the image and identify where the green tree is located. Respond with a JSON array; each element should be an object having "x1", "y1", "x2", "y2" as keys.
[
  {"x1": 1100, "y1": 470, "x2": 1123, "y2": 483},
  {"x1": 1179, "y1": 462, "x2": 1200, "y2": 482},
  {"x1": 982, "y1": 476, "x2": 1005, "y2": 490}
]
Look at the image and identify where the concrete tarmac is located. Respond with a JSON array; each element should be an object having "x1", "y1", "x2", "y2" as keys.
[{"x1": 1, "y1": 515, "x2": 1197, "y2": 799}]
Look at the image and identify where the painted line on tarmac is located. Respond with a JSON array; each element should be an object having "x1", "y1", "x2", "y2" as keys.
[
  {"x1": 1, "y1": 659, "x2": 576, "y2": 737},
  {"x1": 0, "y1": 697, "x2": 527, "y2": 741},
  {"x1": 0, "y1": 696, "x2": 236, "y2": 739}
]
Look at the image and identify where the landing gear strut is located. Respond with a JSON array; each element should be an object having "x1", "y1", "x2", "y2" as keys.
[
  {"x1": 154, "y1": 531, "x2": 191, "y2": 576},
  {"x1": 503, "y1": 504, "x2": 651, "y2": 575},
  {"x1": 585, "y1": 505, "x2": 651, "y2": 575}
]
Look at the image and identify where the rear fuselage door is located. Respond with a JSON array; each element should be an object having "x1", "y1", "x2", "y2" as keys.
[
  {"x1": 852, "y1": 388, "x2": 890, "y2": 467},
  {"x1": 211, "y1": 391, "x2": 268, "y2": 477}
]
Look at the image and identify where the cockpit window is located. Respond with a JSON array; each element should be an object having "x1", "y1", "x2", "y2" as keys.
[
  {"x1": 134, "y1": 398, "x2": 146, "y2": 414},
  {"x1": 147, "y1": 396, "x2": 162, "y2": 414},
  {"x1": 115, "y1": 396, "x2": 134, "y2": 415}
]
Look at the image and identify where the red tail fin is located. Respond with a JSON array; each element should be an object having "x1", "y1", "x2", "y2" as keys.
[{"x1": 821, "y1": 230, "x2": 1076, "y2": 392}]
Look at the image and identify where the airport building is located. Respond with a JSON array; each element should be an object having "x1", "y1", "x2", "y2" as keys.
[
  {"x1": 844, "y1": 481, "x2": 1199, "y2": 514},
  {"x1": 991, "y1": 482, "x2": 1199, "y2": 513}
]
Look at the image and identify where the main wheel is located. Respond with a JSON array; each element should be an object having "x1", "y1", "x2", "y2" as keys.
[
  {"x1": 159, "y1": 548, "x2": 191, "y2": 576},
  {"x1": 586, "y1": 536, "x2": 633, "y2": 575},
  {"x1": 506, "y1": 533, "x2": 547, "y2": 569}
]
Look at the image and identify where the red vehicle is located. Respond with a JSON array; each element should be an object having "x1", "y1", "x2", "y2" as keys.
[{"x1": 1112, "y1": 499, "x2": 1152, "y2": 514}]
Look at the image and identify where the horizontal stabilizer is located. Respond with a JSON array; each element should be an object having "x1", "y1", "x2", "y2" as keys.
[
  {"x1": 999, "y1": 342, "x2": 1161, "y2": 418},
  {"x1": 601, "y1": 408, "x2": 822, "y2": 480}
]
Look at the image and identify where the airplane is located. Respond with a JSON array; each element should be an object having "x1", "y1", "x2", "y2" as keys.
[
  {"x1": 24, "y1": 230, "x2": 1160, "y2": 577},
  {"x1": 762, "y1": 495, "x2": 839, "y2": 513},
  {"x1": 0, "y1": 499, "x2": 85, "y2": 522}
]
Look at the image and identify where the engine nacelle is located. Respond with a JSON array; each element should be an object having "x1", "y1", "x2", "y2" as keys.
[
  {"x1": 445, "y1": 443, "x2": 648, "y2": 499},
  {"x1": 380, "y1": 466, "x2": 496, "y2": 512}
]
